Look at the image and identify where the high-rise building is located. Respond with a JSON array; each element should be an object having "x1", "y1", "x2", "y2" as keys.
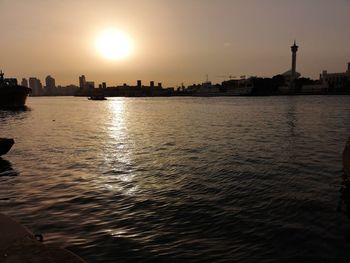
[
  {"x1": 21, "y1": 78, "x2": 28, "y2": 87},
  {"x1": 29, "y1": 77, "x2": 43, "y2": 96},
  {"x1": 79, "y1": 75, "x2": 86, "y2": 88},
  {"x1": 45, "y1": 75, "x2": 56, "y2": 89},
  {"x1": 45, "y1": 75, "x2": 56, "y2": 95}
]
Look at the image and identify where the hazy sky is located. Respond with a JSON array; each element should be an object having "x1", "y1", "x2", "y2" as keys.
[{"x1": 1, "y1": 0, "x2": 350, "y2": 87}]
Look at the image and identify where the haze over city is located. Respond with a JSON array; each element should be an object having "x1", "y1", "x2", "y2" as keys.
[
  {"x1": 1, "y1": 0, "x2": 350, "y2": 86},
  {"x1": 2, "y1": 1, "x2": 350, "y2": 263}
]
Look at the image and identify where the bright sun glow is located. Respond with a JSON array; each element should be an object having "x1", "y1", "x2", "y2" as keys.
[{"x1": 96, "y1": 30, "x2": 133, "y2": 60}]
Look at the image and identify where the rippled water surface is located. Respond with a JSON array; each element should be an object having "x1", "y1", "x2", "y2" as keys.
[{"x1": 1, "y1": 96, "x2": 350, "y2": 262}]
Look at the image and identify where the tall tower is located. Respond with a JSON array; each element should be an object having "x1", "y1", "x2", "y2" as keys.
[{"x1": 291, "y1": 40, "x2": 299, "y2": 82}]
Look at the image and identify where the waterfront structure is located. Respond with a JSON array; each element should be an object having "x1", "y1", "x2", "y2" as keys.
[
  {"x1": 79, "y1": 75, "x2": 86, "y2": 89},
  {"x1": 21, "y1": 78, "x2": 28, "y2": 87},
  {"x1": 90, "y1": 80, "x2": 170, "y2": 97},
  {"x1": 320, "y1": 63, "x2": 350, "y2": 92},
  {"x1": 45, "y1": 75, "x2": 56, "y2": 95},
  {"x1": 45, "y1": 75, "x2": 56, "y2": 89},
  {"x1": 86, "y1": 81, "x2": 95, "y2": 89},
  {"x1": 78, "y1": 75, "x2": 94, "y2": 89},
  {"x1": 29, "y1": 77, "x2": 43, "y2": 96},
  {"x1": 221, "y1": 78, "x2": 254, "y2": 96},
  {"x1": 76, "y1": 75, "x2": 94, "y2": 96},
  {"x1": 187, "y1": 80, "x2": 221, "y2": 96},
  {"x1": 279, "y1": 41, "x2": 301, "y2": 94},
  {"x1": 291, "y1": 41, "x2": 298, "y2": 83},
  {"x1": 97, "y1": 82, "x2": 107, "y2": 89}
]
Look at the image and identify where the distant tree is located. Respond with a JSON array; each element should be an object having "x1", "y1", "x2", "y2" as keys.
[
  {"x1": 296, "y1": 77, "x2": 316, "y2": 86},
  {"x1": 250, "y1": 77, "x2": 282, "y2": 96},
  {"x1": 344, "y1": 78, "x2": 350, "y2": 90},
  {"x1": 272, "y1": 74, "x2": 286, "y2": 87},
  {"x1": 295, "y1": 77, "x2": 317, "y2": 92}
]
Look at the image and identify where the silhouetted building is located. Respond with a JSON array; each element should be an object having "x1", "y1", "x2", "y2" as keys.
[
  {"x1": 29, "y1": 77, "x2": 42, "y2": 96},
  {"x1": 187, "y1": 79, "x2": 221, "y2": 96},
  {"x1": 320, "y1": 63, "x2": 350, "y2": 92},
  {"x1": 63, "y1": 85, "x2": 79, "y2": 96},
  {"x1": 21, "y1": 78, "x2": 28, "y2": 87},
  {"x1": 86, "y1": 81, "x2": 95, "y2": 89},
  {"x1": 45, "y1": 75, "x2": 56, "y2": 89},
  {"x1": 79, "y1": 75, "x2": 86, "y2": 89},
  {"x1": 45, "y1": 75, "x2": 56, "y2": 95},
  {"x1": 98, "y1": 82, "x2": 107, "y2": 89},
  {"x1": 75, "y1": 75, "x2": 95, "y2": 96},
  {"x1": 221, "y1": 78, "x2": 254, "y2": 95}
]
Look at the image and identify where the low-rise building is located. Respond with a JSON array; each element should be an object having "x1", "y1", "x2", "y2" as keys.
[{"x1": 320, "y1": 63, "x2": 350, "y2": 92}]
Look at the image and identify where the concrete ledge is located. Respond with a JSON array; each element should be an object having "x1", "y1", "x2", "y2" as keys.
[
  {"x1": 0, "y1": 214, "x2": 86, "y2": 263},
  {"x1": 344, "y1": 136, "x2": 350, "y2": 179}
]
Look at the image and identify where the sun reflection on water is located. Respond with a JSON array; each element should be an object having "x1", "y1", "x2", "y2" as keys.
[{"x1": 98, "y1": 99, "x2": 139, "y2": 196}]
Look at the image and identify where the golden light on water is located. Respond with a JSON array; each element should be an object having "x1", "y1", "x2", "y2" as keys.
[
  {"x1": 99, "y1": 100, "x2": 139, "y2": 197},
  {"x1": 95, "y1": 29, "x2": 133, "y2": 60}
]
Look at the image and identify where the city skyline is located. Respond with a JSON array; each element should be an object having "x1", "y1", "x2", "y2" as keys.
[{"x1": 1, "y1": 0, "x2": 350, "y2": 86}]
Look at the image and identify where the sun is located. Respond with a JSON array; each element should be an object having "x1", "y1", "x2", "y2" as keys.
[{"x1": 96, "y1": 30, "x2": 133, "y2": 60}]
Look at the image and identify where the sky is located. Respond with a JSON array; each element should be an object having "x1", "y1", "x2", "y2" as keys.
[{"x1": 1, "y1": 0, "x2": 350, "y2": 87}]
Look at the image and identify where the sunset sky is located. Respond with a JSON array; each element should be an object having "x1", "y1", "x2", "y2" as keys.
[{"x1": 1, "y1": 0, "x2": 350, "y2": 87}]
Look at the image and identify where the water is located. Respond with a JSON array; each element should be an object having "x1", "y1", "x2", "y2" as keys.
[{"x1": 1, "y1": 96, "x2": 350, "y2": 262}]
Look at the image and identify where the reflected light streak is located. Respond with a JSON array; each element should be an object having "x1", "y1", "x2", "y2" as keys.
[{"x1": 100, "y1": 99, "x2": 139, "y2": 197}]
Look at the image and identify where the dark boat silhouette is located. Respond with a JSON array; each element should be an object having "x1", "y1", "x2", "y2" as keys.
[
  {"x1": 88, "y1": 96, "x2": 107, "y2": 100},
  {"x1": 88, "y1": 87, "x2": 107, "y2": 100},
  {"x1": 0, "y1": 71, "x2": 31, "y2": 109},
  {"x1": 0, "y1": 138, "x2": 14, "y2": 156}
]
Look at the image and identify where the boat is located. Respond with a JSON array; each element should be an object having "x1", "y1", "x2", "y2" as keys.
[
  {"x1": 0, "y1": 70, "x2": 31, "y2": 109},
  {"x1": 88, "y1": 96, "x2": 107, "y2": 100},
  {"x1": 0, "y1": 138, "x2": 14, "y2": 156}
]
